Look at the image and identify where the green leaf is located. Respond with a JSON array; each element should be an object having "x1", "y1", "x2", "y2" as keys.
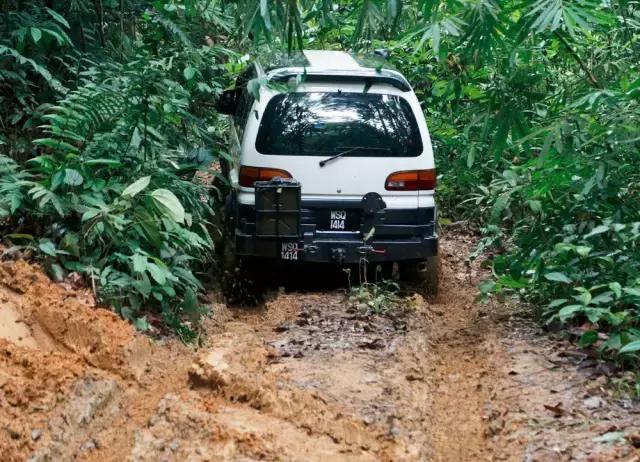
[
  {"x1": 132, "y1": 254, "x2": 147, "y2": 274},
  {"x1": 146, "y1": 262, "x2": 167, "y2": 285},
  {"x1": 151, "y1": 188, "x2": 185, "y2": 223},
  {"x1": 620, "y1": 340, "x2": 640, "y2": 354},
  {"x1": 544, "y1": 272, "x2": 573, "y2": 284},
  {"x1": 33, "y1": 138, "x2": 78, "y2": 154},
  {"x1": 46, "y1": 8, "x2": 70, "y2": 28},
  {"x1": 183, "y1": 66, "x2": 197, "y2": 80},
  {"x1": 578, "y1": 330, "x2": 598, "y2": 348},
  {"x1": 574, "y1": 288, "x2": 592, "y2": 306},
  {"x1": 609, "y1": 282, "x2": 622, "y2": 298},
  {"x1": 466, "y1": 146, "x2": 476, "y2": 168},
  {"x1": 132, "y1": 278, "x2": 152, "y2": 298},
  {"x1": 122, "y1": 176, "x2": 151, "y2": 198},
  {"x1": 49, "y1": 263, "x2": 65, "y2": 282},
  {"x1": 64, "y1": 169, "x2": 84, "y2": 186},
  {"x1": 623, "y1": 287, "x2": 640, "y2": 297},
  {"x1": 134, "y1": 317, "x2": 150, "y2": 331},
  {"x1": 30, "y1": 28, "x2": 42, "y2": 43},
  {"x1": 558, "y1": 304, "x2": 583, "y2": 322},
  {"x1": 585, "y1": 225, "x2": 609, "y2": 238},
  {"x1": 38, "y1": 240, "x2": 57, "y2": 257},
  {"x1": 6, "y1": 234, "x2": 34, "y2": 241},
  {"x1": 84, "y1": 159, "x2": 122, "y2": 167}
]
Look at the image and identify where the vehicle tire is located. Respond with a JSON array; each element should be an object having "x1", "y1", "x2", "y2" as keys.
[
  {"x1": 218, "y1": 202, "x2": 266, "y2": 305},
  {"x1": 220, "y1": 253, "x2": 266, "y2": 305},
  {"x1": 399, "y1": 256, "x2": 440, "y2": 299}
]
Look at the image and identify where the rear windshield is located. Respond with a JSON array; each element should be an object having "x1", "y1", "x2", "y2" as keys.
[{"x1": 255, "y1": 92, "x2": 423, "y2": 157}]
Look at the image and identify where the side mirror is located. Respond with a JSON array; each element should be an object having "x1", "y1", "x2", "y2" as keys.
[{"x1": 215, "y1": 89, "x2": 237, "y2": 115}]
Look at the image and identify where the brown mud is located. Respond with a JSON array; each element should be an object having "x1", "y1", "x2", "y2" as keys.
[{"x1": 1, "y1": 232, "x2": 639, "y2": 461}]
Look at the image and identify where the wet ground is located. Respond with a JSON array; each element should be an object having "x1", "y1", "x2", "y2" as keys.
[{"x1": 1, "y1": 231, "x2": 639, "y2": 461}]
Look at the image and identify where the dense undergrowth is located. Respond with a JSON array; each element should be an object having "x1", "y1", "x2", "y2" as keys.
[{"x1": 1, "y1": 0, "x2": 639, "y2": 364}]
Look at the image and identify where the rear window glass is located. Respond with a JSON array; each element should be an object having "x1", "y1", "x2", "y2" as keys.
[{"x1": 255, "y1": 92, "x2": 423, "y2": 157}]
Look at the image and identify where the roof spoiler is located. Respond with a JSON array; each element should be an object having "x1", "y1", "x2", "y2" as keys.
[{"x1": 269, "y1": 68, "x2": 411, "y2": 92}]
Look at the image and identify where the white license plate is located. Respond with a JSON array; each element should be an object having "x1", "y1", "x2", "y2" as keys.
[{"x1": 329, "y1": 210, "x2": 347, "y2": 230}]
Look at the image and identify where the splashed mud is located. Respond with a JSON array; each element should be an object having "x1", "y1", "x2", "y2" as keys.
[{"x1": 1, "y1": 232, "x2": 639, "y2": 461}]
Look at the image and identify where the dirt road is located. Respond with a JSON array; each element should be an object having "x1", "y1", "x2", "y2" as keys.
[{"x1": 1, "y1": 231, "x2": 639, "y2": 461}]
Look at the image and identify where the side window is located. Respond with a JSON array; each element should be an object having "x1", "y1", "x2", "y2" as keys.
[{"x1": 233, "y1": 65, "x2": 257, "y2": 131}]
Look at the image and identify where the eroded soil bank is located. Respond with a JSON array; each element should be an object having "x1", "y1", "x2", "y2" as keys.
[{"x1": 1, "y1": 231, "x2": 639, "y2": 461}]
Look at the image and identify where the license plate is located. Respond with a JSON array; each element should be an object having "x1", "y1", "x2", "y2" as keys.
[
  {"x1": 329, "y1": 210, "x2": 347, "y2": 230},
  {"x1": 281, "y1": 242, "x2": 298, "y2": 260}
]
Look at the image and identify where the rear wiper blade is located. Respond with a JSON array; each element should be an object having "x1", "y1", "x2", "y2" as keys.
[{"x1": 318, "y1": 146, "x2": 390, "y2": 167}]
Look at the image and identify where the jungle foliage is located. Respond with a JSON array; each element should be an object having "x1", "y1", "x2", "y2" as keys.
[{"x1": 1, "y1": 1, "x2": 639, "y2": 360}]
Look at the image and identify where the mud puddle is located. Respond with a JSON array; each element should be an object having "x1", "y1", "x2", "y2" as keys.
[{"x1": 1, "y1": 232, "x2": 640, "y2": 461}]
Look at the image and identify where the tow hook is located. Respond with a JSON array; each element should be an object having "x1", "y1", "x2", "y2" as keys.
[
  {"x1": 357, "y1": 245, "x2": 386, "y2": 255},
  {"x1": 304, "y1": 244, "x2": 319, "y2": 254},
  {"x1": 331, "y1": 248, "x2": 347, "y2": 263}
]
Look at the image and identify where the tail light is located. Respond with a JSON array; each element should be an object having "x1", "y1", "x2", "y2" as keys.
[
  {"x1": 239, "y1": 166, "x2": 292, "y2": 187},
  {"x1": 385, "y1": 169, "x2": 436, "y2": 191}
]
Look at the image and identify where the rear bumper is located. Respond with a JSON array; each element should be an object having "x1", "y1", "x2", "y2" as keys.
[
  {"x1": 236, "y1": 231, "x2": 438, "y2": 263},
  {"x1": 232, "y1": 198, "x2": 438, "y2": 263}
]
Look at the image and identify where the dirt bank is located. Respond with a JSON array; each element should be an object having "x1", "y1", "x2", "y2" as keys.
[{"x1": 1, "y1": 232, "x2": 639, "y2": 461}]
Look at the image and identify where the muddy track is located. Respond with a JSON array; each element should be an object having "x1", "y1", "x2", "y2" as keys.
[{"x1": 1, "y1": 231, "x2": 639, "y2": 461}]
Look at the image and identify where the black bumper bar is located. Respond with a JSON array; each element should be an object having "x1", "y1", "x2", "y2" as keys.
[{"x1": 235, "y1": 231, "x2": 438, "y2": 263}]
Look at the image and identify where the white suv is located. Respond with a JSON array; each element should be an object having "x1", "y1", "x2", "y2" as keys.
[{"x1": 216, "y1": 50, "x2": 439, "y2": 294}]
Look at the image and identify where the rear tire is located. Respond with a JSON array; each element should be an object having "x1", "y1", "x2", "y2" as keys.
[
  {"x1": 399, "y1": 256, "x2": 440, "y2": 299},
  {"x1": 218, "y1": 204, "x2": 267, "y2": 305}
]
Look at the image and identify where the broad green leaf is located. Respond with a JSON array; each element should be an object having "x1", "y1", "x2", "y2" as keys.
[
  {"x1": 31, "y1": 28, "x2": 42, "y2": 43},
  {"x1": 122, "y1": 176, "x2": 151, "y2": 198},
  {"x1": 575, "y1": 246, "x2": 592, "y2": 257},
  {"x1": 545, "y1": 272, "x2": 572, "y2": 284},
  {"x1": 574, "y1": 289, "x2": 592, "y2": 306},
  {"x1": 132, "y1": 278, "x2": 152, "y2": 297},
  {"x1": 558, "y1": 304, "x2": 582, "y2": 322},
  {"x1": 151, "y1": 189, "x2": 185, "y2": 223},
  {"x1": 38, "y1": 240, "x2": 57, "y2": 257},
  {"x1": 183, "y1": 66, "x2": 197, "y2": 80},
  {"x1": 134, "y1": 317, "x2": 150, "y2": 331},
  {"x1": 132, "y1": 254, "x2": 147, "y2": 273},
  {"x1": 578, "y1": 331, "x2": 598, "y2": 348},
  {"x1": 609, "y1": 282, "x2": 622, "y2": 298},
  {"x1": 585, "y1": 225, "x2": 609, "y2": 238},
  {"x1": 64, "y1": 168, "x2": 83, "y2": 186},
  {"x1": 49, "y1": 263, "x2": 65, "y2": 282},
  {"x1": 620, "y1": 340, "x2": 640, "y2": 354},
  {"x1": 623, "y1": 287, "x2": 640, "y2": 297},
  {"x1": 146, "y1": 262, "x2": 167, "y2": 285}
]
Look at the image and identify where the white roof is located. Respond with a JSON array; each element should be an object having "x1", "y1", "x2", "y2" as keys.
[{"x1": 302, "y1": 50, "x2": 360, "y2": 71}]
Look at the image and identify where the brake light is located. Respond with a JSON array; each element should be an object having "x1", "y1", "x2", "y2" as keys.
[
  {"x1": 239, "y1": 166, "x2": 293, "y2": 187},
  {"x1": 385, "y1": 169, "x2": 436, "y2": 191}
]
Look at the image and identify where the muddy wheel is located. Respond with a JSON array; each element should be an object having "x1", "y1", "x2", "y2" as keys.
[
  {"x1": 220, "y1": 254, "x2": 267, "y2": 305},
  {"x1": 399, "y1": 256, "x2": 440, "y2": 299},
  {"x1": 219, "y1": 205, "x2": 267, "y2": 305}
]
